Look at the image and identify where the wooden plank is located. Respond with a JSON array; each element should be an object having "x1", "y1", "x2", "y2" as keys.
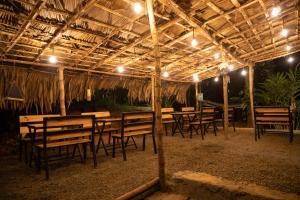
[
  {"x1": 161, "y1": 108, "x2": 174, "y2": 113},
  {"x1": 47, "y1": 132, "x2": 91, "y2": 141},
  {"x1": 255, "y1": 107, "x2": 289, "y2": 113},
  {"x1": 81, "y1": 111, "x2": 110, "y2": 118},
  {"x1": 36, "y1": 138, "x2": 91, "y2": 148},
  {"x1": 256, "y1": 117, "x2": 289, "y2": 121},
  {"x1": 182, "y1": 107, "x2": 195, "y2": 112},
  {"x1": 124, "y1": 124, "x2": 152, "y2": 132}
]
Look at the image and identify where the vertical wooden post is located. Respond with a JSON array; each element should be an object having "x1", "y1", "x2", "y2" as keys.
[
  {"x1": 195, "y1": 82, "x2": 199, "y2": 111},
  {"x1": 146, "y1": 0, "x2": 166, "y2": 190},
  {"x1": 223, "y1": 74, "x2": 229, "y2": 139},
  {"x1": 248, "y1": 64, "x2": 255, "y2": 132},
  {"x1": 58, "y1": 66, "x2": 66, "y2": 116},
  {"x1": 151, "y1": 75, "x2": 155, "y2": 111}
]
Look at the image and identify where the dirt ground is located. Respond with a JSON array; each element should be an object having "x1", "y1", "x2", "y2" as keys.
[{"x1": 0, "y1": 128, "x2": 299, "y2": 200}]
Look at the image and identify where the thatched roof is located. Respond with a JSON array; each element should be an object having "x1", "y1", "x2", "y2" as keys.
[{"x1": 0, "y1": 0, "x2": 298, "y2": 82}]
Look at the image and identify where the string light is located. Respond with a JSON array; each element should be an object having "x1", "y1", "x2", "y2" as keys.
[
  {"x1": 241, "y1": 69, "x2": 247, "y2": 76},
  {"x1": 133, "y1": 2, "x2": 143, "y2": 14},
  {"x1": 281, "y1": 29, "x2": 288, "y2": 37},
  {"x1": 286, "y1": 45, "x2": 291, "y2": 51},
  {"x1": 214, "y1": 77, "x2": 219, "y2": 82},
  {"x1": 271, "y1": 7, "x2": 281, "y2": 17},
  {"x1": 214, "y1": 53, "x2": 220, "y2": 59},
  {"x1": 117, "y1": 66, "x2": 124, "y2": 73},
  {"x1": 163, "y1": 71, "x2": 169, "y2": 78},
  {"x1": 193, "y1": 74, "x2": 199, "y2": 82},
  {"x1": 48, "y1": 55, "x2": 57, "y2": 64},
  {"x1": 287, "y1": 57, "x2": 294, "y2": 63}
]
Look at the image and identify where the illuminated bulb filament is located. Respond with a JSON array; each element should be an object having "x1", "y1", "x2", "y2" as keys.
[
  {"x1": 271, "y1": 7, "x2": 281, "y2": 17},
  {"x1": 133, "y1": 2, "x2": 143, "y2": 14},
  {"x1": 191, "y1": 39, "x2": 198, "y2": 47},
  {"x1": 48, "y1": 55, "x2": 57, "y2": 64},
  {"x1": 117, "y1": 66, "x2": 124, "y2": 73},
  {"x1": 241, "y1": 69, "x2": 247, "y2": 76},
  {"x1": 281, "y1": 29, "x2": 288, "y2": 37},
  {"x1": 163, "y1": 71, "x2": 169, "y2": 78},
  {"x1": 287, "y1": 57, "x2": 294, "y2": 63}
]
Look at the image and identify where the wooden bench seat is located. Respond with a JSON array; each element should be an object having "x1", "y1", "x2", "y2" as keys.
[
  {"x1": 35, "y1": 115, "x2": 97, "y2": 180},
  {"x1": 254, "y1": 106, "x2": 293, "y2": 142},
  {"x1": 112, "y1": 111, "x2": 157, "y2": 161}
]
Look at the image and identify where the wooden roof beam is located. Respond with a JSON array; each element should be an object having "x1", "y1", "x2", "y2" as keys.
[
  {"x1": 34, "y1": 0, "x2": 98, "y2": 61},
  {"x1": 158, "y1": 0, "x2": 248, "y2": 66},
  {"x1": 1, "y1": 0, "x2": 46, "y2": 56}
]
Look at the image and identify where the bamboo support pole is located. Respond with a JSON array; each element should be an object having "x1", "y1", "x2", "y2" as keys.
[
  {"x1": 146, "y1": 0, "x2": 166, "y2": 190},
  {"x1": 195, "y1": 82, "x2": 199, "y2": 111},
  {"x1": 58, "y1": 66, "x2": 66, "y2": 116},
  {"x1": 151, "y1": 75, "x2": 155, "y2": 111},
  {"x1": 223, "y1": 74, "x2": 229, "y2": 139},
  {"x1": 248, "y1": 65, "x2": 255, "y2": 132}
]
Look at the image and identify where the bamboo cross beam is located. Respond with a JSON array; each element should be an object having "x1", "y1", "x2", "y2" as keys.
[
  {"x1": 1, "y1": 0, "x2": 46, "y2": 56},
  {"x1": 158, "y1": 0, "x2": 248, "y2": 66},
  {"x1": 34, "y1": 0, "x2": 98, "y2": 61}
]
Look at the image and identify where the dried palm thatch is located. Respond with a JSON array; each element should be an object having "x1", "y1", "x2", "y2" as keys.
[
  {"x1": 0, "y1": 65, "x2": 191, "y2": 113},
  {"x1": 0, "y1": 0, "x2": 298, "y2": 82}
]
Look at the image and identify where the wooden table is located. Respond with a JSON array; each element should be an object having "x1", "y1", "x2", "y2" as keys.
[{"x1": 170, "y1": 111, "x2": 201, "y2": 138}]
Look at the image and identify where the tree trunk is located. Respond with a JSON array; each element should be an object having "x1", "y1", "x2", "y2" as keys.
[
  {"x1": 58, "y1": 66, "x2": 66, "y2": 116},
  {"x1": 248, "y1": 65, "x2": 255, "y2": 131},
  {"x1": 223, "y1": 74, "x2": 229, "y2": 139}
]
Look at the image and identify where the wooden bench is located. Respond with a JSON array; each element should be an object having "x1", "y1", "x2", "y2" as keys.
[
  {"x1": 254, "y1": 106, "x2": 293, "y2": 142},
  {"x1": 35, "y1": 115, "x2": 97, "y2": 179},
  {"x1": 161, "y1": 107, "x2": 175, "y2": 136},
  {"x1": 201, "y1": 107, "x2": 217, "y2": 136},
  {"x1": 81, "y1": 111, "x2": 119, "y2": 154},
  {"x1": 215, "y1": 107, "x2": 236, "y2": 132},
  {"x1": 112, "y1": 111, "x2": 157, "y2": 161},
  {"x1": 19, "y1": 114, "x2": 60, "y2": 163}
]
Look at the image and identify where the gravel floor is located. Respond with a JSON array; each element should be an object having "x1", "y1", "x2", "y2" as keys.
[{"x1": 0, "y1": 128, "x2": 299, "y2": 200}]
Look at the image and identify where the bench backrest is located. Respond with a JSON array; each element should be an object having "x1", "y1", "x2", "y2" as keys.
[
  {"x1": 81, "y1": 111, "x2": 111, "y2": 126},
  {"x1": 19, "y1": 114, "x2": 60, "y2": 137},
  {"x1": 121, "y1": 111, "x2": 155, "y2": 135},
  {"x1": 161, "y1": 107, "x2": 174, "y2": 121},
  {"x1": 43, "y1": 115, "x2": 95, "y2": 147},
  {"x1": 254, "y1": 106, "x2": 291, "y2": 123},
  {"x1": 181, "y1": 107, "x2": 195, "y2": 112},
  {"x1": 201, "y1": 107, "x2": 215, "y2": 121}
]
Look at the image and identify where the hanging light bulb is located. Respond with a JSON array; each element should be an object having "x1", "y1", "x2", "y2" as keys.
[
  {"x1": 214, "y1": 77, "x2": 219, "y2": 82},
  {"x1": 191, "y1": 38, "x2": 198, "y2": 47},
  {"x1": 163, "y1": 71, "x2": 169, "y2": 78},
  {"x1": 117, "y1": 66, "x2": 124, "y2": 73},
  {"x1": 133, "y1": 2, "x2": 143, "y2": 14},
  {"x1": 287, "y1": 57, "x2": 294, "y2": 63},
  {"x1": 241, "y1": 69, "x2": 247, "y2": 76},
  {"x1": 193, "y1": 73, "x2": 199, "y2": 82},
  {"x1": 214, "y1": 53, "x2": 220, "y2": 59},
  {"x1": 286, "y1": 45, "x2": 291, "y2": 51},
  {"x1": 271, "y1": 6, "x2": 281, "y2": 17},
  {"x1": 228, "y1": 64, "x2": 234, "y2": 71},
  {"x1": 48, "y1": 55, "x2": 57, "y2": 64},
  {"x1": 281, "y1": 29, "x2": 288, "y2": 37}
]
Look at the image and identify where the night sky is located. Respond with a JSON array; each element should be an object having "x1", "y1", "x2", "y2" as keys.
[{"x1": 201, "y1": 51, "x2": 300, "y2": 103}]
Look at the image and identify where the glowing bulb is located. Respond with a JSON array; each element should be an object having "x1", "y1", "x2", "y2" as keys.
[
  {"x1": 191, "y1": 38, "x2": 198, "y2": 47},
  {"x1": 193, "y1": 74, "x2": 199, "y2": 82},
  {"x1": 271, "y1": 7, "x2": 281, "y2": 17},
  {"x1": 287, "y1": 57, "x2": 294, "y2": 63},
  {"x1": 281, "y1": 29, "x2": 288, "y2": 37},
  {"x1": 117, "y1": 66, "x2": 124, "y2": 73},
  {"x1": 214, "y1": 53, "x2": 220, "y2": 59},
  {"x1": 214, "y1": 77, "x2": 219, "y2": 82},
  {"x1": 286, "y1": 45, "x2": 291, "y2": 51},
  {"x1": 241, "y1": 69, "x2": 247, "y2": 76},
  {"x1": 228, "y1": 65, "x2": 234, "y2": 71},
  {"x1": 48, "y1": 55, "x2": 57, "y2": 64},
  {"x1": 163, "y1": 71, "x2": 169, "y2": 78},
  {"x1": 133, "y1": 2, "x2": 143, "y2": 14}
]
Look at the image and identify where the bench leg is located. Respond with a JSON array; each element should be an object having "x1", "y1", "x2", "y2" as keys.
[
  {"x1": 152, "y1": 133, "x2": 157, "y2": 154},
  {"x1": 289, "y1": 125, "x2": 294, "y2": 143},
  {"x1": 83, "y1": 143, "x2": 87, "y2": 163},
  {"x1": 164, "y1": 124, "x2": 168, "y2": 136},
  {"x1": 44, "y1": 148, "x2": 49, "y2": 180},
  {"x1": 213, "y1": 122, "x2": 217, "y2": 136},
  {"x1": 121, "y1": 137, "x2": 127, "y2": 161},
  {"x1": 19, "y1": 137, "x2": 22, "y2": 161},
  {"x1": 199, "y1": 125, "x2": 204, "y2": 140},
  {"x1": 112, "y1": 137, "x2": 116, "y2": 158},
  {"x1": 143, "y1": 135, "x2": 146, "y2": 151},
  {"x1": 36, "y1": 148, "x2": 41, "y2": 173},
  {"x1": 232, "y1": 120, "x2": 236, "y2": 132}
]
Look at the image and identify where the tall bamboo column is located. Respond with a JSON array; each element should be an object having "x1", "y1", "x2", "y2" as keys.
[
  {"x1": 195, "y1": 82, "x2": 199, "y2": 111},
  {"x1": 248, "y1": 65, "x2": 255, "y2": 136},
  {"x1": 151, "y1": 75, "x2": 155, "y2": 111},
  {"x1": 146, "y1": 0, "x2": 166, "y2": 190},
  {"x1": 58, "y1": 66, "x2": 66, "y2": 116},
  {"x1": 223, "y1": 74, "x2": 229, "y2": 139}
]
